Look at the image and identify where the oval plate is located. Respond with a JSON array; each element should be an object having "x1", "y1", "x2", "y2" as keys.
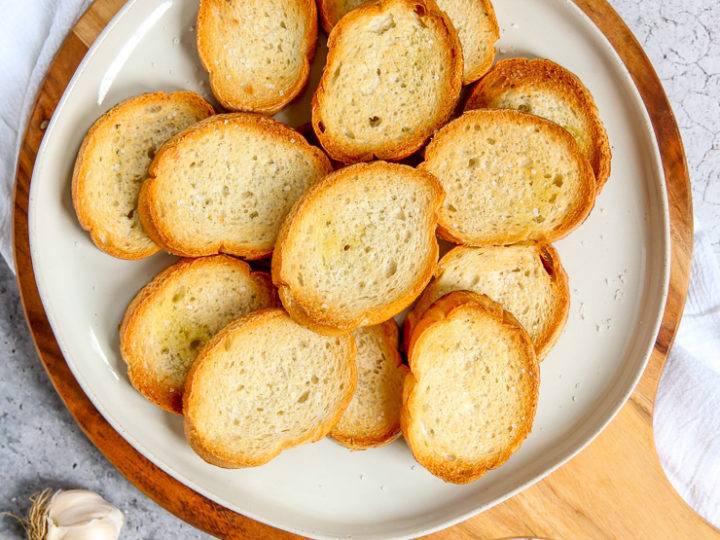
[{"x1": 28, "y1": 0, "x2": 669, "y2": 538}]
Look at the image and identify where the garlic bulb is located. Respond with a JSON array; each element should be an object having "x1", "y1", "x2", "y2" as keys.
[{"x1": 45, "y1": 490, "x2": 123, "y2": 540}]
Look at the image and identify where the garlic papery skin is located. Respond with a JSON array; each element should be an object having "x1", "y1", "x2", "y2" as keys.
[{"x1": 45, "y1": 490, "x2": 123, "y2": 540}]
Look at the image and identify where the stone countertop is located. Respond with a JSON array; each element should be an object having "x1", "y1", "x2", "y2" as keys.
[{"x1": 1, "y1": 1, "x2": 718, "y2": 538}]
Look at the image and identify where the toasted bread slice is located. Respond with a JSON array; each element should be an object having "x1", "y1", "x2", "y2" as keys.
[
  {"x1": 71, "y1": 91, "x2": 214, "y2": 259},
  {"x1": 330, "y1": 321, "x2": 409, "y2": 449},
  {"x1": 196, "y1": 0, "x2": 317, "y2": 114},
  {"x1": 272, "y1": 161, "x2": 444, "y2": 335},
  {"x1": 138, "y1": 113, "x2": 332, "y2": 259},
  {"x1": 465, "y1": 58, "x2": 611, "y2": 190},
  {"x1": 312, "y1": 0, "x2": 463, "y2": 163},
  {"x1": 419, "y1": 109, "x2": 596, "y2": 246},
  {"x1": 402, "y1": 291, "x2": 539, "y2": 483},
  {"x1": 408, "y1": 244, "x2": 569, "y2": 360},
  {"x1": 119, "y1": 255, "x2": 278, "y2": 414},
  {"x1": 183, "y1": 308, "x2": 357, "y2": 468}
]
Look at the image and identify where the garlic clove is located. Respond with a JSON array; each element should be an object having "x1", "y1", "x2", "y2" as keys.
[{"x1": 45, "y1": 490, "x2": 123, "y2": 540}]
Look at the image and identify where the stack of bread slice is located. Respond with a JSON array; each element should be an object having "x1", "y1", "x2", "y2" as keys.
[
  {"x1": 403, "y1": 291, "x2": 539, "y2": 483},
  {"x1": 119, "y1": 255, "x2": 279, "y2": 414},
  {"x1": 312, "y1": 0, "x2": 464, "y2": 163},
  {"x1": 138, "y1": 113, "x2": 332, "y2": 259},
  {"x1": 68, "y1": 0, "x2": 611, "y2": 481},
  {"x1": 72, "y1": 91, "x2": 214, "y2": 259},
  {"x1": 465, "y1": 58, "x2": 611, "y2": 191}
]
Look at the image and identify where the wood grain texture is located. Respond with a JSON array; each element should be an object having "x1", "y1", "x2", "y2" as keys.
[{"x1": 12, "y1": 0, "x2": 718, "y2": 538}]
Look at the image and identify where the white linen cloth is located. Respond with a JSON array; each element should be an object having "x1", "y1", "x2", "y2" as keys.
[
  {"x1": 654, "y1": 220, "x2": 720, "y2": 527},
  {"x1": 0, "y1": 0, "x2": 717, "y2": 531},
  {"x1": 0, "y1": 0, "x2": 91, "y2": 265}
]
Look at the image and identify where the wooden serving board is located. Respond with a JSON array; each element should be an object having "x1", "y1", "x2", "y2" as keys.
[{"x1": 12, "y1": 1, "x2": 719, "y2": 538}]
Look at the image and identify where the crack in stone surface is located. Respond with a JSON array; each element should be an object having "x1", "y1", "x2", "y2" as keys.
[{"x1": 612, "y1": 1, "x2": 720, "y2": 253}]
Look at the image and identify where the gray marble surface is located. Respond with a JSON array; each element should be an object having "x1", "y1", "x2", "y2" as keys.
[{"x1": 1, "y1": 1, "x2": 718, "y2": 538}]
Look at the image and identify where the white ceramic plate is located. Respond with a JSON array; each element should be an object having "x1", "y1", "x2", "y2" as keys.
[{"x1": 29, "y1": 1, "x2": 670, "y2": 538}]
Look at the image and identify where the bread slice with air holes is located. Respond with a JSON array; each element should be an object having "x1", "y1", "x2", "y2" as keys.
[
  {"x1": 119, "y1": 255, "x2": 278, "y2": 414},
  {"x1": 465, "y1": 58, "x2": 611, "y2": 190},
  {"x1": 71, "y1": 91, "x2": 214, "y2": 259},
  {"x1": 138, "y1": 113, "x2": 332, "y2": 259},
  {"x1": 406, "y1": 244, "x2": 569, "y2": 360},
  {"x1": 330, "y1": 320, "x2": 409, "y2": 449},
  {"x1": 196, "y1": 0, "x2": 318, "y2": 114},
  {"x1": 402, "y1": 290, "x2": 539, "y2": 484},
  {"x1": 311, "y1": 0, "x2": 463, "y2": 163},
  {"x1": 419, "y1": 108, "x2": 596, "y2": 246},
  {"x1": 272, "y1": 161, "x2": 444, "y2": 335},
  {"x1": 183, "y1": 308, "x2": 357, "y2": 468},
  {"x1": 318, "y1": 0, "x2": 498, "y2": 85}
]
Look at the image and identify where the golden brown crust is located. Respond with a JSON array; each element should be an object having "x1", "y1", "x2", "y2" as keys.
[
  {"x1": 319, "y1": 0, "x2": 498, "y2": 83},
  {"x1": 401, "y1": 309, "x2": 417, "y2": 353},
  {"x1": 311, "y1": 0, "x2": 463, "y2": 163},
  {"x1": 407, "y1": 243, "x2": 569, "y2": 360},
  {"x1": 135, "y1": 179, "x2": 168, "y2": 251},
  {"x1": 317, "y1": 0, "x2": 344, "y2": 34},
  {"x1": 196, "y1": 0, "x2": 318, "y2": 115},
  {"x1": 72, "y1": 91, "x2": 214, "y2": 259},
  {"x1": 405, "y1": 290, "x2": 501, "y2": 363},
  {"x1": 421, "y1": 108, "x2": 597, "y2": 246},
  {"x1": 465, "y1": 58, "x2": 612, "y2": 191},
  {"x1": 535, "y1": 245, "x2": 570, "y2": 358},
  {"x1": 329, "y1": 319, "x2": 410, "y2": 449},
  {"x1": 183, "y1": 308, "x2": 357, "y2": 468},
  {"x1": 271, "y1": 161, "x2": 444, "y2": 335},
  {"x1": 119, "y1": 256, "x2": 279, "y2": 414},
  {"x1": 330, "y1": 428, "x2": 403, "y2": 451},
  {"x1": 402, "y1": 291, "x2": 539, "y2": 483},
  {"x1": 138, "y1": 112, "x2": 332, "y2": 259}
]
